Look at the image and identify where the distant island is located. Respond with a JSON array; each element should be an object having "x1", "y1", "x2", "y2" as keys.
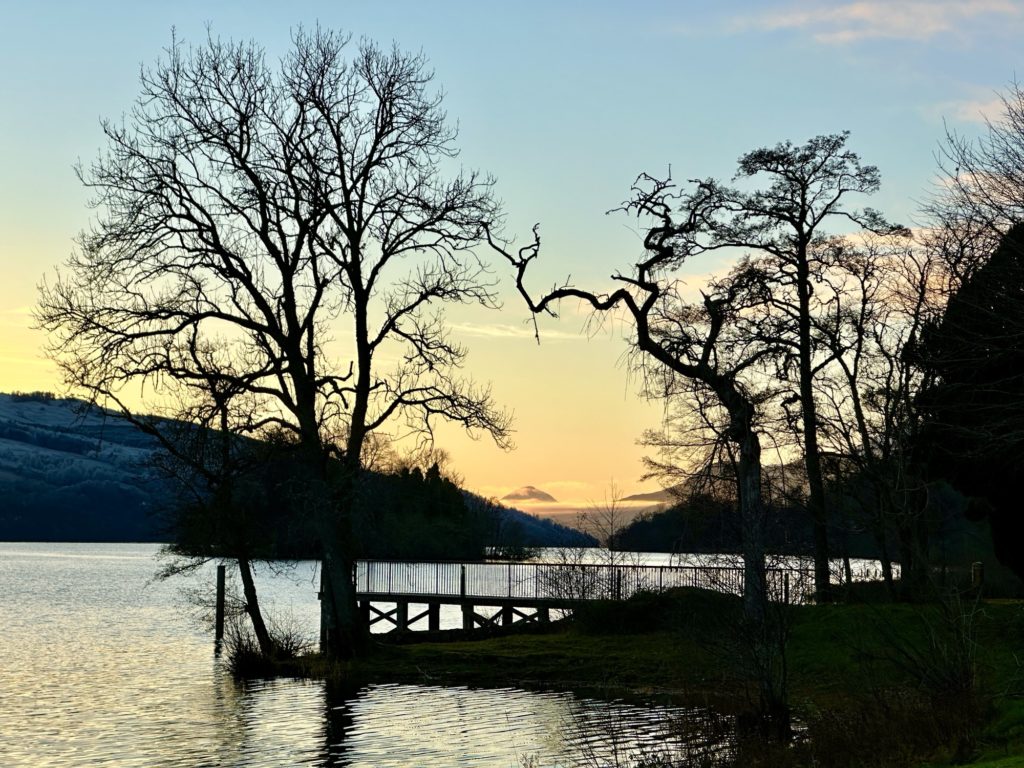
[{"x1": 501, "y1": 485, "x2": 558, "y2": 503}]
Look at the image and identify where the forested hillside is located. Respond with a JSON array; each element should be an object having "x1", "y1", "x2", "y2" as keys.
[{"x1": 0, "y1": 392, "x2": 590, "y2": 550}]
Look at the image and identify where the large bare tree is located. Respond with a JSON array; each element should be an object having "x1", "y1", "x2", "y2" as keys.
[
  {"x1": 38, "y1": 29, "x2": 511, "y2": 658},
  {"x1": 489, "y1": 174, "x2": 774, "y2": 621},
  {"x1": 693, "y1": 133, "x2": 900, "y2": 599}
]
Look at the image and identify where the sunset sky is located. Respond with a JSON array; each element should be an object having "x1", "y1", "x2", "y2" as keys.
[{"x1": 1, "y1": 1, "x2": 1020, "y2": 511}]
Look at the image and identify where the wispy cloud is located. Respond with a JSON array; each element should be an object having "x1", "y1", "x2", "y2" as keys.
[
  {"x1": 935, "y1": 94, "x2": 1006, "y2": 125},
  {"x1": 448, "y1": 321, "x2": 581, "y2": 341},
  {"x1": 0, "y1": 306, "x2": 34, "y2": 327},
  {"x1": 735, "y1": 1, "x2": 1021, "y2": 44},
  {"x1": 0, "y1": 355, "x2": 51, "y2": 367}
]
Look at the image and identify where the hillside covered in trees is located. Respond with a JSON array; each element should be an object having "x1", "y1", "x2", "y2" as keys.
[{"x1": 0, "y1": 392, "x2": 590, "y2": 553}]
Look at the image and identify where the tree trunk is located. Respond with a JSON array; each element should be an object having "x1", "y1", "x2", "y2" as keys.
[
  {"x1": 879, "y1": 547, "x2": 895, "y2": 599},
  {"x1": 797, "y1": 243, "x2": 831, "y2": 602},
  {"x1": 842, "y1": 549, "x2": 853, "y2": 600},
  {"x1": 318, "y1": 545, "x2": 361, "y2": 658},
  {"x1": 873, "y1": 503, "x2": 896, "y2": 599},
  {"x1": 237, "y1": 556, "x2": 274, "y2": 656},
  {"x1": 896, "y1": 518, "x2": 929, "y2": 600},
  {"x1": 316, "y1": 459, "x2": 366, "y2": 660},
  {"x1": 727, "y1": 396, "x2": 767, "y2": 623}
]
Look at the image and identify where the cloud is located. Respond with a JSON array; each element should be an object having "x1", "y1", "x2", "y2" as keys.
[
  {"x1": 735, "y1": 1, "x2": 1021, "y2": 44},
  {"x1": 0, "y1": 306, "x2": 34, "y2": 329},
  {"x1": 935, "y1": 95, "x2": 1007, "y2": 125},
  {"x1": 0, "y1": 355, "x2": 51, "y2": 367},
  {"x1": 447, "y1": 321, "x2": 581, "y2": 341}
]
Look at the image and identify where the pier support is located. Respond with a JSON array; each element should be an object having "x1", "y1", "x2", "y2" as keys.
[{"x1": 214, "y1": 564, "x2": 226, "y2": 643}]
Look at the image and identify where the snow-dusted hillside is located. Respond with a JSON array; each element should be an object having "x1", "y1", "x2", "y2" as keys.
[
  {"x1": 0, "y1": 393, "x2": 166, "y2": 541},
  {"x1": 0, "y1": 392, "x2": 592, "y2": 548}
]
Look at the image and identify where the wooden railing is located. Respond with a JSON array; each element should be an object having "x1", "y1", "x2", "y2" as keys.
[{"x1": 354, "y1": 560, "x2": 815, "y2": 604}]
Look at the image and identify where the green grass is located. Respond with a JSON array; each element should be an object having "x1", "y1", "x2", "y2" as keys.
[{"x1": 282, "y1": 590, "x2": 1024, "y2": 766}]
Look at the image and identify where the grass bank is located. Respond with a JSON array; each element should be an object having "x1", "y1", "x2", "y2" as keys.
[{"x1": 270, "y1": 589, "x2": 1024, "y2": 766}]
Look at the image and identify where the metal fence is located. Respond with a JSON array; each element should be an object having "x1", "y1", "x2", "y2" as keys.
[{"x1": 353, "y1": 560, "x2": 816, "y2": 604}]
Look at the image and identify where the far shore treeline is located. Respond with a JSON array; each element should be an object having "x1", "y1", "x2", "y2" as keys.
[{"x1": 0, "y1": 392, "x2": 592, "y2": 555}]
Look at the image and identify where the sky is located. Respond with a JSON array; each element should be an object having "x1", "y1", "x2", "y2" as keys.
[{"x1": 1, "y1": 0, "x2": 1020, "y2": 513}]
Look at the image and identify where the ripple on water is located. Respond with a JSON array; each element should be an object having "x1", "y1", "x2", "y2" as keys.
[{"x1": 0, "y1": 544, "x2": 734, "y2": 767}]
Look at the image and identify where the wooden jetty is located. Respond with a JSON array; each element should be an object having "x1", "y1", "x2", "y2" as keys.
[{"x1": 352, "y1": 560, "x2": 813, "y2": 633}]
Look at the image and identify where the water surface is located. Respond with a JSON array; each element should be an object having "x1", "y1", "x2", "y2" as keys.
[{"x1": 0, "y1": 543, "x2": 723, "y2": 767}]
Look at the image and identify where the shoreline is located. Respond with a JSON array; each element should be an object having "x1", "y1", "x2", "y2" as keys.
[{"x1": 242, "y1": 591, "x2": 1024, "y2": 768}]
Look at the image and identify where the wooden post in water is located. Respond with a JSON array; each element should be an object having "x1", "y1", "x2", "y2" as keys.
[
  {"x1": 318, "y1": 567, "x2": 327, "y2": 650},
  {"x1": 214, "y1": 564, "x2": 226, "y2": 642}
]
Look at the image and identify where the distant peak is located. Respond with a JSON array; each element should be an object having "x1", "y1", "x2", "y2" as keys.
[
  {"x1": 501, "y1": 485, "x2": 558, "y2": 503},
  {"x1": 619, "y1": 486, "x2": 680, "y2": 503}
]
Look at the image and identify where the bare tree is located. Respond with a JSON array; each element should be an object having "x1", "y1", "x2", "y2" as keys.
[
  {"x1": 807, "y1": 234, "x2": 946, "y2": 597},
  {"x1": 692, "y1": 133, "x2": 902, "y2": 600},
  {"x1": 38, "y1": 29, "x2": 511, "y2": 659},
  {"x1": 932, "y1": 81, "x2": 1024, "y2": 248},
  {"x1": 488, "y1": 173, "x2": 775, "y2": 622},
  {"x1": 151, "y1": 384, "x2": 280, "y2": 656}
]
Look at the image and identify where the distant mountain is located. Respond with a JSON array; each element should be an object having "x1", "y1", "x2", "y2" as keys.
[
  {"x1": 0, "y1": 392, "x2": 592, "y2": 550},
  {"x1": 501, "y1": 485, "x2": 558, "y2": 503},
  {"x1": 619, "y1": 486, "x2": 680, "y2": 503}
]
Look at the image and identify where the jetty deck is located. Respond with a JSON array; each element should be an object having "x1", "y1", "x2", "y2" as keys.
[{"x1": 352, "y1": 560, "x2": 813, "y2": 633}]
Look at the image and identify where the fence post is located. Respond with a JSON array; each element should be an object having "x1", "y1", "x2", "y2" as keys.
[
  {"x1": 784, "y1": 572, "x2": 791, "y2": 605},
  {"x1": 461, "y1": 565, "x2": 471, "y2": 631},
  {"x1": 214, "y1": 564, "x2": 226, "y2": 643},
  {"x1": 972, "y1": 561, "x2": 985, "y2": 590}
]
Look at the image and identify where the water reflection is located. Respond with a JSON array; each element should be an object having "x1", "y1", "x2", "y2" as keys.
[{"x1": 0, "y1": 543, "x2": 738, "y2": 767}]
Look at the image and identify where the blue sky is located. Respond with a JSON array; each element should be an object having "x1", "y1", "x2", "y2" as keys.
[{"x1": 1, "y1": 1, "x2": 1020, "y2": 504}]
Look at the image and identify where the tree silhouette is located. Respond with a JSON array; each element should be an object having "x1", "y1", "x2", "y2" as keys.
[
  {"x1": 38, "y1": 29, "x2": 511, "y2": 658},
  {"x1": 918, "y1": 223, "x2": 1024, "y2": 582},
  {"x1": 692, "y1": 133, "x2": 901, "y2": 599},
  {"x1": 489, "y1": 173, "x2": 774, "y2": 622}
]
